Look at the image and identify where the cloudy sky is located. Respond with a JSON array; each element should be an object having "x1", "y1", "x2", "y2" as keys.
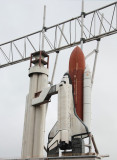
[{"x1": 0, "y1": 0, "x2": 116, "y2": 159}]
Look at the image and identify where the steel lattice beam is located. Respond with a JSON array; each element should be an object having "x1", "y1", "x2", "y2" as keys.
[{"x1": 0, "y1": 1, "x2": 117, "y2": 68}]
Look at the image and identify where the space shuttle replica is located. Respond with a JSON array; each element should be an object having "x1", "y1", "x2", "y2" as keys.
[{"x1": 22, "y1": 46, "x2": 92, "y2": 158}]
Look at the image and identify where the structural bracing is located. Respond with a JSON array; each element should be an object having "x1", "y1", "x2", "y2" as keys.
[{"x1": 0, "y1": 1, "x2": 117, "y2": 68}]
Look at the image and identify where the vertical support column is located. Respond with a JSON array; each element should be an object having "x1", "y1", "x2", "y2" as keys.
[
  {"x1": 33, "y1": 71, "x2": 48, "y2": 157},
  {"x1": 81, "y1": 0, "x2": 84, "y2": 51},
  {"x1": 91, "y1": 14, "x2": 103, "y2": 86},
  {"x1": 22, "y1": 51, "x2": 49, "y2": 158},
  {"x1": 24, "y1": 73, "x2": 39, "y2": 157},
  {"x1": 89, "y1": 133, "x2": 92, "y2": 153},
  {"x1": 51, "y1": 24, "x2": 64, "y2": 85},
  {"x1": 42, "y1": 5, "x2": 46, "y2": 51},
  {"x1": 21, "y1": 95, "x2": 29, "y2": 157}
]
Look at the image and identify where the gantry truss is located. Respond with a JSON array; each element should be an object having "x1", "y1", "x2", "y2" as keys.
[{"x1": 0, "y1": 1, "x2": 117, "y2": 68}]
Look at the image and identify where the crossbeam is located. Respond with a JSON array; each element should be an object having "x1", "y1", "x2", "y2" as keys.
[{"x1": 0, "y1": 1, "x2": 117, "y2": 68}]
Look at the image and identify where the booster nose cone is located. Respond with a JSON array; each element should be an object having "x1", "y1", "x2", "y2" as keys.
[
  {"x1": 84, "y1": 65, "x2": 91, "y2": 80},
  {"x1": 69, "y1": 46, "x2": 85, "y2": 120}
]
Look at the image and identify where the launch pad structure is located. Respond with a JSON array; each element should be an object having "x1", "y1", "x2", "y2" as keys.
[
  {"x1": 0, "y1": 1, "x2": 117, "y2": 68},
  {"x1": 3, "y1": 156, "x2": 101, "y2": 160},
  {"x1": 0, "y1": 0, "x2": 116, "y2": 160}
]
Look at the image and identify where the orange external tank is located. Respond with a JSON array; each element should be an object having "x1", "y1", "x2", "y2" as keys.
[{"x1": 69, "y1": 46, "x2": 85, "y2": 120}]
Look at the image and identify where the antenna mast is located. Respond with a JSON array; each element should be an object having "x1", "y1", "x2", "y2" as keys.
[{"x1": 81, "y1": 0, "x2": 84, "y2": 51}]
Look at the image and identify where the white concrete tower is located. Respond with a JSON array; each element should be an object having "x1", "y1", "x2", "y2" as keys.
[{"x1": 22, "y1": 51, "x2": 49, "y2": 158}]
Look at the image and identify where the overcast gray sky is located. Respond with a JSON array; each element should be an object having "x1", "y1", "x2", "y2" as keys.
[{"x1": 0, "y1": 0, "x2": 116, "y2": 159}]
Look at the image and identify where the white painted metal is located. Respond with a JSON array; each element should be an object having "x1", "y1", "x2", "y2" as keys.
[
  {"x1": 32, "y1": 87, "x2": 51, "y2": 106},
  {"x1": 58, "y1": 82, "x2": 71, "y2": 144},
  {"x1": 48, "y1": 132, "x2": 60, "y2": 150},
  {"x1": 51, "y1": 24, "x2": 64, "y2": 85},
  {"x1": 83, "y1": 65, "x2": 91, "y2": 131},
  {"x1": 91, "y1": 14, "x2": 103, "y2": 86},
  {"x1": 48, "y1": 81, "x2": 71, "y2": 150},
  {"x1": 89, "y1": 133, "x2": 92, "y2": 153},
  {"x1": 81, "y1": 0, "x2": 84, "y2": 51},
  {"x1": 24, "y1": 73, "x2": 38, "y2": 158},
  {"x1": 32, "y1": 83, "x2": 60, "y2": 106},
  {"x1": 33, "y1": 72, "x2": 48, "y2": 157},
  {"x1": 29, "y1": 65, "x2": 49, "y2": 76},
  {"x1": 21, "y1": 95, "x2": 29, "y2": 157},
  {"x1": 22, "y1": 58, "x2": 48, "y2": 158},
  {"x1": 48, "y1": 75, "x2": 88, "y2": 151},
  {"x1": 48, "y1": 121, "x2": 58, "y2": 139},
  {"x1": 42, "y1": 5, "x2": 46, "y2": 50},
  {"x1": 85, "y1": 49, "x2": 95, "y2": 60}
]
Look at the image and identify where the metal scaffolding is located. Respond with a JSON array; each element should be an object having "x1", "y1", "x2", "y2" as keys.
[{"x1": 0, "y1": 1, "x2": 117, "y2": 68}]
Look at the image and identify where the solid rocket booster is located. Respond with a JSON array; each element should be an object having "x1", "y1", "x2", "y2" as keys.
[
  {"x1": 83, "y1": 65, "x2": 91, "y2": 131},
  {"x1": 69, "y1": 46, "x2": 85, "y2": 120}
]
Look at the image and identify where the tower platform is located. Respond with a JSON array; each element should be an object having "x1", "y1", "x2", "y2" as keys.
[
  {"x1": 51, "y1": 156, "x2": 100, "y2": 160},
  {"x1": 48, "y1": 155, "x2": 101, "y2": 160},
  {"x1": 3, "y1": 156, "x2": 101, "y2": 160}
]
